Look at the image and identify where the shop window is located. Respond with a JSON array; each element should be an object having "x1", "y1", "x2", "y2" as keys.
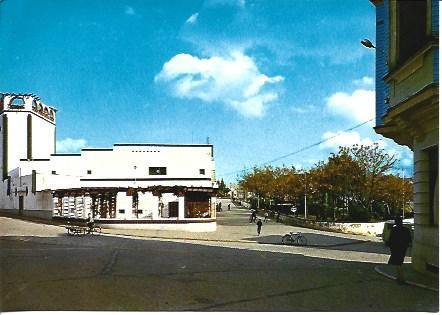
[
  {"x1": 185, "y1": 192, "x2": 211, "y2": 218},
  {"x1": 149, "y1": 167, "x2": 166, "y2": 175},
  {"x1": 396, "y1": 0, "x2": 427, "y2": 66},
  {"x1": 200, "y1": 169, "x2": 205, "y2": 175}
]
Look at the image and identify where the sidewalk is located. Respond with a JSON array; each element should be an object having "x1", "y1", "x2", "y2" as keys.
[{"x1": 375, "y1": 264, "x2": 438, "y2": 292}]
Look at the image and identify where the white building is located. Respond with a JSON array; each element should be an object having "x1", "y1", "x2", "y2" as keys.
[{"x1": 0, "y1": 93, "x2": 217, "y2": 232}]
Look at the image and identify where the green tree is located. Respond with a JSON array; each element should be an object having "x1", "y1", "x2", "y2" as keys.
[{"x1": 217, "y1": 179, "x2": 231, "y2": 197}]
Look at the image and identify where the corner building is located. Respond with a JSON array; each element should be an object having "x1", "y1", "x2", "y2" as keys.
[
  {"x1": 0, "y1": 93, "x2": 218, "y2": 232},
  {"x1": 370, "y1": 0, "x2": 438, "y2": 274}
]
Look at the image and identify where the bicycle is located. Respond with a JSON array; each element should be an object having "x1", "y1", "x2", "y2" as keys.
[
  {"x1": 87, "y1": 223, "x2": 102, "y2": 235},
  {"x1": 281, "y1": 232, "x2": 307, "y2": 246}
]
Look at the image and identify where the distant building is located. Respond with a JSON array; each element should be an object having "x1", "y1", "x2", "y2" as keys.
[
  {"x1": 370, "y1": 0, "x2": 438, "y2": 274},
  {"x1": 0, "y1": 93, "x2": 218, "y2": 232}
]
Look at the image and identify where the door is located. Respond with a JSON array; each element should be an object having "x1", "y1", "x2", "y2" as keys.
[
  {"x1": 169, "y1": 201, "x2": 178, "y2": 218},
  {"x1": 19, "y1": 196, "x2": 24, "y2": 215}
]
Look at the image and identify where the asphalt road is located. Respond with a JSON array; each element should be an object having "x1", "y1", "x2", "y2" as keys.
[{"x1": 0, "y1": 203, "x2": 438, "y2": 312}]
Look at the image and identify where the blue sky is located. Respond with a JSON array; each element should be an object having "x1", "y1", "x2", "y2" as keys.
[{"x1": 0, "y1": 0, "x2": 412, "y2": 183}]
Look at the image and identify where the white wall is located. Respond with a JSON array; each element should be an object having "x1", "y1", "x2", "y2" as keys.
[{"x1": 31, "y1": 115, "x2": 55, "y2": 159}]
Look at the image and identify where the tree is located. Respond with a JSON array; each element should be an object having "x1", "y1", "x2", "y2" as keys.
[
  {"x1": 217, "y1": 179, "x2": 231, "y2": 197},
  {"x1": 374, "y1": 174, "x2": 413, "y2": 218},
  {"x1": 237, "y1": 143, "x2": 401, "y2": 222}
]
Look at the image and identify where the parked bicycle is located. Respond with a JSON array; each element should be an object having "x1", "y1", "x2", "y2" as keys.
[{"x1": 281, "y1": 232, "x2": 307, "y2": 246}]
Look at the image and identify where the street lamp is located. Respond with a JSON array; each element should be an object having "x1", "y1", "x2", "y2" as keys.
[
  {"x1": 361, "y1": 38, "x2": 376, "y2": 49},
  {"x1": 133, "y1": 165, "x2": 137, "y2": 187}
]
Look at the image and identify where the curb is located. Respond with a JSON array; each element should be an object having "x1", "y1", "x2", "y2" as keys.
[
  {"x1": 374, "y1": 266, "x2": 438, "y2": 292},
  {"x1": 102, "y1": 231, "x2": 257, "y2": 244}
]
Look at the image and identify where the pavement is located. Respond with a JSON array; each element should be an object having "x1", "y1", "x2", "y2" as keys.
[{"x1": 1, "y1": 199, "x2": 438, "y2": 295}]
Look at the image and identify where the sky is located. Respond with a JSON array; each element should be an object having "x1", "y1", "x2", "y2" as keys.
[{"x1": 0, "y1": 0, "x2": 413, "y2": 183}]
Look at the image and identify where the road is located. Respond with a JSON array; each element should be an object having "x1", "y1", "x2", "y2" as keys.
[{"x1": 0, "y1": 201, "x2": 438, "y2": 311}]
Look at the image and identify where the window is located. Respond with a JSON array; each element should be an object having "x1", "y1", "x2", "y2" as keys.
[
  {"x1": 10, "y1": 97, "x2": 25, "y2": 107},
  {"x1": 149, "y1": 167, "x2": 166, "y2": 175},
  {"x1": 119, "y1": 209, "x2": 125, "y2": 214},
  {"x1": 185, "y1": 192, "x2": 211, "y2": 218},
  {"x1": 52, "y1": 171, "x2": 56, "y2": 175},
  {"x1": 396, "y1": 0, "x2": 427, "y2": 65},
  {"x1": 137, "y1": 209, "x2": 143, "y2": 214},
  {"x1": 200, "y1": 169, "x2": 205, "y2": 175},
  {"x1": 87, "y1": 170, "x2": 92, "y2": 174}
]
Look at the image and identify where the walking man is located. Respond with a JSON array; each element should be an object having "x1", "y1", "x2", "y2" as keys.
[
  {"x1": 387, "y1": 216, "x2": 412, "y2": 284},
  {"x1": 264, "y1": 211, "x2": 269, "y2": 222},
  {"x1": 256, "y1": 219, "x2": 263, "y2": 236},
  {"x1": 87, "y1": 213, "x2": 94, "y2": 233}
]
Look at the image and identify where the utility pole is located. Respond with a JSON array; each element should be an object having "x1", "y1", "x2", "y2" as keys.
[{"x1": 304, "y1": 171, "x2": 307, "y2": 219}]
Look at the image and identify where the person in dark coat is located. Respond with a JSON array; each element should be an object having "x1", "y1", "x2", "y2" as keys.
[
  {"x1": 387, "y1": 217, "x2": 412, "y2": 284},
  {"x1": 256, "y1": 219, "x2": 263, "y2": 235}
]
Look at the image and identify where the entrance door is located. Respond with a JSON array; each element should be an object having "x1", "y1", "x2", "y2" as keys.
[
  {"x1": 169, "y1": 201, "x2": 178, "y2": 217},
  {"x1": 19, "y1": 196, "x2": 24, "y2": 215}
]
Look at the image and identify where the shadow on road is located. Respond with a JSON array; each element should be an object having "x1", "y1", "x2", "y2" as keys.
[
  {"x1": 0, "y1": 232, "x2": 432, "y2": 312},
  {"x1": 243, "y1": 233, "x2": 394, "y2": 255}
]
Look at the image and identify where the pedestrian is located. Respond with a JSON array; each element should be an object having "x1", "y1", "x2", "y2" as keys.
[
  {"x1": 387, "y1": 216, "x2": 412, "y2": 284},
  {"x1": 228, "y1": 204, "x2": 231, "y2": 211},
  {"x1": 252, "y1": 210, "x2": 257, "y2": 222},
  {"x1": 87, "y1": 213, "x2": 94, "y2": 233},
  {"x1": 219, "y1": 202, "x2": 222, "y2": 212},
  {"x1": 256, "y1": 219, "x2": 263, "y2": 235},
  {"x1": 276, "y1": 211, "x2": 280, "y2": 223},
  {"x1": 264, "y1": 211, "x2": 269, "y2": 222}
]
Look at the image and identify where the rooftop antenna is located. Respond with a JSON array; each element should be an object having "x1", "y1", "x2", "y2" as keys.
[{"x1": 206, "y1": 136, "x2": 210, "y2": 144}]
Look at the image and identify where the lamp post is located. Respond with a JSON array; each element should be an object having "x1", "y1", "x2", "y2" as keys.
[
  {"x1": 402, "y1": 169, "x2": 405, "y2": 218},
  {"x1": 133, "y1": 165, "x2": 137, "y2": 187},
  {"x1": 360, "y1": 38, "x2": 376, "y2": 49}
]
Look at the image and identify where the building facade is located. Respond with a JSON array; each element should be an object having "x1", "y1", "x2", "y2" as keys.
[
  {"x1": 0, "y1": 93, "x2": 218, "y2": 232},
  {"x1": 371, "y1": 0, "x2": 438, "y2": 274}
]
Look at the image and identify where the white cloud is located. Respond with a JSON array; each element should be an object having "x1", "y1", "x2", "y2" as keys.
[
  {"x1": 155, "y1": 51, "x2": 284, "y2": 117},
  {"x1": 186, "y1": 13, "x2": 199, "y2": 24},
  {"x1": 352, "y1": 76, "x2": 374, "y2": 87},
  {"x1": 56, "y1": 138, "x2": 87, "y2": 153},
  {"x1": 319, "y1": 130, "x2": 387, "y2": 151},
  {"x1": 290, "y1": 104, "x2": 315, "y2": 114},
  {"x1": 326, "y1": 89, "x2": 375, "y2": 124},
  {"x1": 125, "y1": 6, "x2": 135, "y2": 15}
]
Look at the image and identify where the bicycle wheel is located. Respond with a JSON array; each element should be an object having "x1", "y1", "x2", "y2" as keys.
[
  {"x1": 296, "y1": 235, "x2": 307, "y2": 246},
  {"x1": 282, "y1": 234, "x2": 294, "y2": 245}
]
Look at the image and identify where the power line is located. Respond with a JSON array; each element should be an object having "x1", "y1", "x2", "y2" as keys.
[{"x1": 220, "y1": 118, "x2": 375, "y2": 177}]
